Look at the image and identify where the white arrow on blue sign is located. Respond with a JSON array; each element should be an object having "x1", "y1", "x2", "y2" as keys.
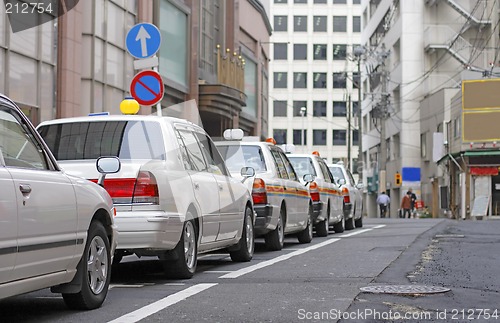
[{"x1": 126, "y1": 23, "x2": 161, "y2": 59}]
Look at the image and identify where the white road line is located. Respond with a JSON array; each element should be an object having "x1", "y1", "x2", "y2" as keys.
[
  {"x1": 164, "y1": 283, "x2": 186, "y2": 286},
  {"x1": 220, "y1": 238, "x2": 341, "y2": 279},
  {"x1": 107, "y1": 283, "x2": 217, "y2": 323},
  {"x1": 339, "y1": 225, "x2": 386, "y2": 238},
  {"x1": 110, "y1": 284, "x2": 144, "y2": 289},
  {"x1": 203, "y1": 270, "x2": 233, "y2": 273}
]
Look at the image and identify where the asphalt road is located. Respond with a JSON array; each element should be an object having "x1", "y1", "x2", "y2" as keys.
[{"x1": 1, "y1": 218, "x2": 499, "y2": 323}]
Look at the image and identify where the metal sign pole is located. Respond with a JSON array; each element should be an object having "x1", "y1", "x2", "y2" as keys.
[{"x1": 153, "y1": 66, "x2": 162, "y2": 117}]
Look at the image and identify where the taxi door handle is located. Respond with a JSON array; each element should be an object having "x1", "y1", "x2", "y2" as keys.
[
  {"x1": 194, "y1": 183, "x2": 200, "y2": 190},
  {"x1": 20, "y1": 184, "x2": 32, "y2": 194},
  {"x1": 218, "y1": 184, "x2": 223, "y2": 191}
]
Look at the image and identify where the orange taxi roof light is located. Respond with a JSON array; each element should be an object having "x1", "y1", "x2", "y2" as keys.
[
  {"x1": 312, "y1": 151, "x2": 320, "y2": 157},
  {"x1": 265, "y1": 138, "x2": 276, "y2": 145}
]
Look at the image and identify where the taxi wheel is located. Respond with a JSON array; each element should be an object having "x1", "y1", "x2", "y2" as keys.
[
  {"x1": 163, "y1": 219, "x2": 197, "y2": 279},
  {"x1": 316, "y1": 204, "x2": 330, "y2": 237},
  {"x1": 355, "y1": 216, "x2": 363, "y2": 228},
  {"x1": 297, "y1": 205, "x2": 313, "y2": 243},
  {"x1": 333, "y1": 217, "x2": 345, "y2": 233},
  {"x1": 62, "y1": 221, "x2": 111, "y2": 310},
  {"x1": 345, "y1": 214, "x2": 355, "y2": 231},
  {"x1": 230, "y1": 206, "x2": 255, "y2": 262},
  {"x1": 265, "y1": 208, "x2": 285, "y2": 251}
]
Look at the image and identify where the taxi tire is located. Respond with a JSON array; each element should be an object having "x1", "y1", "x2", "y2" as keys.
[
  {"x1": 163, "y1": 219, "x2": 197, "y2": 279},
  {"x1": 355, "y1": 216, "x2": 363, "y2": 228},
  {"x1": 333, "y1": 218, "x2": 345, "y2": 233},
  {"x1": 315, "y1": 204, "x2": 330, "y2": 237},
  {"x1": 265, "y1": 208, "x2": 285, "y2": 251},
  {"x1": 62, "y1": 221, "x2": 111, "y2": 310},
  {"x1": 297, "y1": 205, "x2": 313, "y2": 243},
  {"x1": 230, "y1": 206, "x2": 255, "y2": 262},
  {"x1": 345, "y1": 215, "x2": 355, "y2": 230}
]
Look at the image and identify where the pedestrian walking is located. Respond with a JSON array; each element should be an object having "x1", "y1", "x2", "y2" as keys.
[
  {"x1": 408, "y1": 188, "x2": 417, "y2": 217},
  {"x1": 401, "y1": 191, "x2": 412, "y2": 218},
  {"x1": 376, "y1": 191, "x2": 390, "y2": 218}
]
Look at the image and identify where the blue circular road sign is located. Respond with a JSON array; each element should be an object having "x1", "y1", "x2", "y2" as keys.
[
  {"x1": 130, "y1": 70, "x2": 164, "y2": 106},
  {"x1": 126, "y1": 23, "x2": 161, "y2": 59}
]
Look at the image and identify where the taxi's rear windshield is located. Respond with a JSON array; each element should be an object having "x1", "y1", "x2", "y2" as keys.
[
  {"x1": 216, "y1": 144, "x2": 267, "y2": 172},
  {"x1": 328, "y1": 166, "x2": 345, "y2": 181},
  {"x1": 38, "y1": 121, "x2": 165, "y2": 160},
  {"x1": 288, "y1": 156, "x2": 317, "y2": 179}
]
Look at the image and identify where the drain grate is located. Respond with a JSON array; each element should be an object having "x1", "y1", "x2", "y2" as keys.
[{"x1": 360, "y1": 285, "x2": 450, "y2": 295}]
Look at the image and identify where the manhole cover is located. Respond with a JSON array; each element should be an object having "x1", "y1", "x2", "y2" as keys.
[{"x1": 360, "y1": 285, "x2": 450, "y2": 295}]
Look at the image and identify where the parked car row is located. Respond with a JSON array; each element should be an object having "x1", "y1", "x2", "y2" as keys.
[{"x1": 0, "y1": 94, "x2": 364, "y2": 310}]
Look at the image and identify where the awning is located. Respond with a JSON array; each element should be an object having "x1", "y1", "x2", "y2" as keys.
[{"x1": 464, "y1": 150, "x2": 500, "y2": 157}]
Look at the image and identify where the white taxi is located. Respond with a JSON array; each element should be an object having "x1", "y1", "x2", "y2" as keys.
[
  {"x1": 37, "y1": 115, "x2": 255, "y2": 279},
  {"x1": 287, "y1": 152, "x2": 344, "y2": 235},
  {"x1": 328, "y1": 162, "x2": 363, "y2": 229},
  {"x1": 215, "y1": 131, "x2": 313, "y2": 251},
  {"x1": 0, "y1": 94, "x2": 117, "y2": 309}
]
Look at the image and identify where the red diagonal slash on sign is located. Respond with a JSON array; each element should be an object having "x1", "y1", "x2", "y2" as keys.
[{"x1": 130, "y1": 70, "x2": 164, "y2": 106}]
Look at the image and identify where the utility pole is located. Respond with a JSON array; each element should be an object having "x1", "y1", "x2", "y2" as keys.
[
  {"x1": 347, "y1": 94, "x2": 351, "y2": 171},
  {"x1": 353, "y1": 46, "x2": 365, "y2": 184},
  {"x1": 378, "y1": 44, "x2": 389, "y2": 198}
]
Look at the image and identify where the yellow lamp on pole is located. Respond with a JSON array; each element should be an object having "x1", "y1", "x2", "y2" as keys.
[{"x1": 120, "y1": 97, "x2": 140, "y2": 115}]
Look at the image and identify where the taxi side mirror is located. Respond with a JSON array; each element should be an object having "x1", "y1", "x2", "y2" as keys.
[
  {"x1": 303, "y1": 174, "x2": 314, "y2": 183},
  {"x1": 240, "y1": 166, "x2": 255, "y2": 183},
  {"x1": 337, "y1": 178, "x2": 346, "y2": 186},
  {"x1": 96, "y1": 156, "x2": 121, "y2": 187}
]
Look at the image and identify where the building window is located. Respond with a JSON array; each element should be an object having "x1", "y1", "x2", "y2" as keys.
[
  {"x1": 313, "y1": 101, "x2": 327, "y2": 117},
  {"x1": 333, "y1": 73, "x2": 346, "y2": 88},
  {"x1": 274, "y1": 101, "x2": 288, "y2": 117},
  {"x1": 293, "y1": 72, "x2": 307, "y2": 88},
  {"x1": 293, "y1": 101, "x2": 307, "y2": 116},
  {"x1": 274, "y1": 129, "x2": 287, "y2": 145},
  {"x1": 313, "y1": 73, "x2": 327, "y2": 88},
  {"x1": 333, "y1": 0, "x2": 347, "y2": 3},
  {"x1": 274, "y1": 16, "x2": 288, "y2": 32},
  {"x1": 314, "y1": 0, "x2": 327, "y2": 3},
  {"x1": 274, "y1": 43, "x2": 288, "y2": 60},
  {"x1": 333, "y1": 101, "x2": 347, "y2": 117},
  {"x1": 313, "y1": 44, "x2": 327, "y2": 60},
  {"x1": 275, "y1": 0, "x2": 287, "y2": 3},
  {"x1": 353, "y1": 16, "x2": 361, "y2": 32},
  {"x1": 294, "y1": 0, "x2": 307, "y2": 3},
  {"x1": 293, "y1": 129, "x2": 307, "y2": 145},
  {"x1": 421, "y1": 133, "x2": 427, "y2": 158},
  {"x1": 333, "y1": 130, "x2": 347, "y2": 145},
  {"x1": 294, "y1": 16, "x2": 307, "y2": 32},
  {"x1": 353, "y1": 71, "x2": 360, "y2": 88},
  {"x1": 313, "y1": 130, "x2": 327, "y2": 145},
  {"x1": 353, "y1": 130, "x2": 359, "y2": 145},
  {"x1": 333, "y1": 16, "x2": 347, "y2": 32},
  {"x1": 333, "y1": 44, "x2": 347, "y2": 60},
  {"x1": 274, "y1": 72, "x2": 287, "y2": 88},
  {"x1": 454, "y1": 117, "x2": 461, "y2": 138},
  {"x1": 352, "y1": 101, "x2": 359, "y2": 116},
  {"x1": 313, "y1": 16, "x2": 327, "y2": 32},
  {"x1": 353, "y1": 0, "x2": 361, "y2": 4},
  {"x1": 294, "y1": 44, "x2": 307, "y2": 60}
]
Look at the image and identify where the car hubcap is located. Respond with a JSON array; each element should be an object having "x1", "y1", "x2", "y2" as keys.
[
  {"x1": 184, "y1": 222, "x2": 196, "y2": 269},
  {"x1": 87, "y1": 235, "x2": 108, "y2": 295},
  {"x1": 246, "y1": 211, "x2": 254, "y2": 254},
  {"x1": 308, "y1": 216, "x2": 313, "y2": 237}
]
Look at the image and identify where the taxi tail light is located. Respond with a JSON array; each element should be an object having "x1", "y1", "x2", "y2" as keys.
[
  {"x1": 132, "y1": 171, "x2": 159, "y2": 205},
  {"x1": 252, "y1": 178, "x2": 268, "y2": 205},
  {"x1": 309, "y1": 181, "x2": 320, "y2": 202},
  {"x1": 90, "y1": 171, "x2": 159, "y2": 205},
  {"x1": 342, "y1": 187, "x2": 350, "y2": 204}
]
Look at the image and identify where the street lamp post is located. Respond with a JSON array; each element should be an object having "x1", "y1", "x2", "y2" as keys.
[
  {"x1": 353, "y1": 46, "x2": 365, "y2": 184},
  {"x1": 300, "y1": 106, "x2": 306, "y2": 152}
]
